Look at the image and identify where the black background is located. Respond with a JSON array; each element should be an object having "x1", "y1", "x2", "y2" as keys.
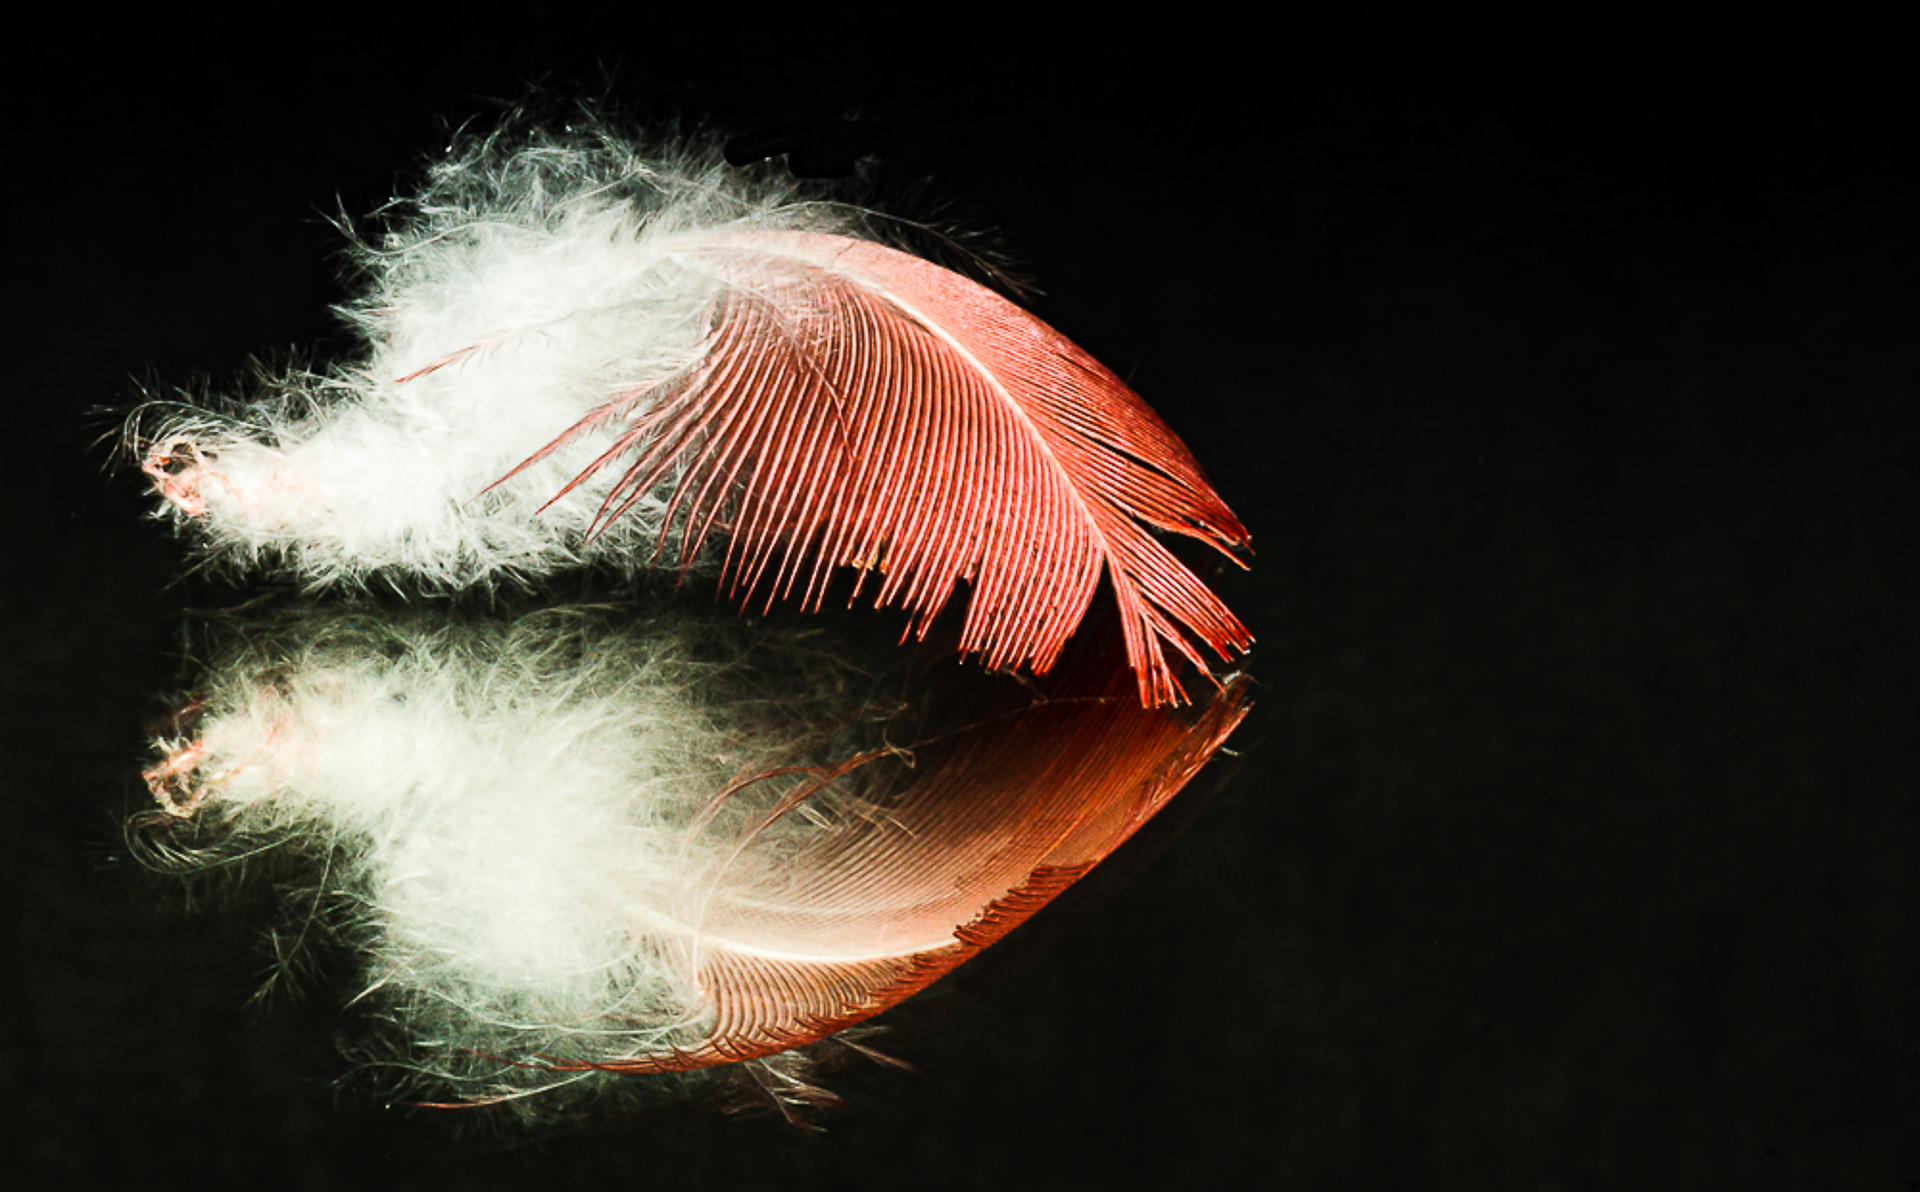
[{"x1": 6, "y1": 10, "x2": 1917, "y2": 1188}]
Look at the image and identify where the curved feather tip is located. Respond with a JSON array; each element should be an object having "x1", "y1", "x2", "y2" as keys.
[{"x1": 131, "y1": 126, "x2": 1251, "y2": 705}]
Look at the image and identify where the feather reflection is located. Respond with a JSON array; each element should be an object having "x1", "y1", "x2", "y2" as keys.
[{"x1": 134, "y1": 601, "x2": 1247, "y2": 1121}]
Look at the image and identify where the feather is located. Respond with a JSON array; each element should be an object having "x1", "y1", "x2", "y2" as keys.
[
  {"x1": 136, "y1": 605, "x2": 1249, "y2": 1114},
  {"x1": 132, "y1": 126, "x2": 1250, "y2": 704}
]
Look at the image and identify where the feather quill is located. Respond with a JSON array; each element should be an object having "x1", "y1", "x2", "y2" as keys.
[{"x1": 133, "y1": 127, "x2": 1250, "y2": 704}]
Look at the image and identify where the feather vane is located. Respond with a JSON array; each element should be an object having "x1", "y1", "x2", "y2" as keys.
[{"x1": 536, "y1": 231, "x2": 1252, "y2": 706}]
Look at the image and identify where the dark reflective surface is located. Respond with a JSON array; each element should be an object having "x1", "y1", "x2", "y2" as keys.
[{"x1": 8, "y1": 21, "x2": 1918, "y2": 1188}]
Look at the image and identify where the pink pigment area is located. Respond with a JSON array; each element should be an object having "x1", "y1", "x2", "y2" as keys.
[
  {"x1": 144, "y1": 740, "x2": 209, "y2": 816},
  {"x1": 142, "y1": 439, "x2": 214, "y2": 517}
]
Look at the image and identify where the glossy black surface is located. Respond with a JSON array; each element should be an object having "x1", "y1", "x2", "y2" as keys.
[{"x1": 7, "y1": 15, "x2": 1915, "y2": 1187}]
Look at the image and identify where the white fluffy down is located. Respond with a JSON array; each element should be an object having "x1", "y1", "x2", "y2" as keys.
[
  {"x1": 138, "y1": 129, "x2": 861, "y2": 586},
  {"x1": 145, "y1": 607, "x2": 880, "y2": 1110}
]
